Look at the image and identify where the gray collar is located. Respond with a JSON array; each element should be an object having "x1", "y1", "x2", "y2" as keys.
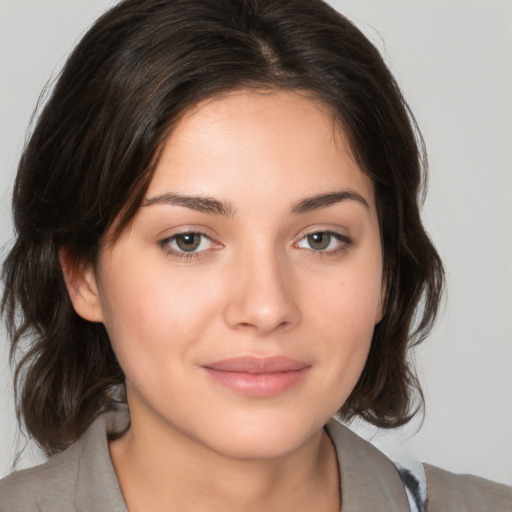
[
  {"x1": 82, "y1": 409, "x2": 410, "y2": 511},
  {"x1": 17, "y1": 406, "x2": 409, "y2": 511},
  {"x1": 326, "y1": 418, "x2": 411, "y2": 512}
]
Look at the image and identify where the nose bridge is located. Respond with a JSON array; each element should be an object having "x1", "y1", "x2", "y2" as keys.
[{"x1": 223, "y1": 240, "x2": 300, "y2": 334}]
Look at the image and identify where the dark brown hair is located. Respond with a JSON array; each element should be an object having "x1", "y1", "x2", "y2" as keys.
[{"x1": 2, "y1": 0, "x2": 444, "y2": 457}]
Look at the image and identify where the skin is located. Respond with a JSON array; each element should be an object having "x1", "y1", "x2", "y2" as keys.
[{"x1": 64, "y1": 90, "x2": 384, "y2": 512}]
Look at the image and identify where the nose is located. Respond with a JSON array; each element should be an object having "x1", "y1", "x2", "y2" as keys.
[{"x1": 223, "y1": 249, "x2": 301, "y2": 336}]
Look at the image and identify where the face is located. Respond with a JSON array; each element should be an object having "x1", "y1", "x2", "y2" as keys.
[{"x1": 75, "y1": 90, "x2": 383, "y2": 460}]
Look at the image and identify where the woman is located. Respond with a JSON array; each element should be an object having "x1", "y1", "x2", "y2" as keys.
[{"x1": 0, "y1": 0, "x2": 510, "y2": 510}]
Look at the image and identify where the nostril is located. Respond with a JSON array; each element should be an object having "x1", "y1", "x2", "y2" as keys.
[{"x1": 222, "y1": 267, "x2": 301, "y2": 334}]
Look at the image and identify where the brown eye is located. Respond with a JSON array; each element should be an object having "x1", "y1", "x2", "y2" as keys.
[
  {"x1": 175, "y1": 233, "x2": 202, "y2": 252},
  {"x1": 307, "y1": 232, "x2": 331, "y2": 251},
  {"x1": 159, "y1": 231, "x2": 222, "y2": 259},
  {"x1": 161, "y1": 232, "x2": 216, "y2": 255},
  {"x1": 296, "y1": 231, "x2": 352, "y2": 253}
]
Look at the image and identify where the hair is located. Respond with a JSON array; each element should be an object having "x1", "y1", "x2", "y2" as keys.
[{"x1": 2, "y1": 0, "x2": 444, "y2": 457}]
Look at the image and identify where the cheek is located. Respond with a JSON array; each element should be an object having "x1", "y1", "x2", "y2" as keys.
[
  {"x1": 309, "y1": 252, "x2": 382, "y2": 331},
  {"x1": 97, "y1": 263, "x2": 222, "y2": 372},
  {"x1": 304, "y1": 258, "x2": 382, "y2": 384},
  {"x1": 317, "y1": 287, "x2": 376, "y2": 369}
]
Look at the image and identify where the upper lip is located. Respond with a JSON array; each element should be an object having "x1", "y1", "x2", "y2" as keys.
[{"x1": 203, "y1": 356, "x2": 309, "y2": 373}]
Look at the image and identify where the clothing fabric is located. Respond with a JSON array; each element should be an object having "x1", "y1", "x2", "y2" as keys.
[{"x1": 1, "y1": 406, "x2": 511, "y2": 511}]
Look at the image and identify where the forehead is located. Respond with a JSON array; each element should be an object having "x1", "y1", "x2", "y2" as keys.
[{"x1": 147, "y1": 89, "x2": 375, "y2": 209}]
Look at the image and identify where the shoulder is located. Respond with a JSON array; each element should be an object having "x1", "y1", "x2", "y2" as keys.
[
  {"x1": 0, "y1": 406, "x2": 129, "y2": 512},
  {"x1": 326, "y1": 419, "x2": 412, "y2": 511},
  {"x1": 0, "y1": 441, "x2": 83, "y2": 511},
  {"x1": 424, "y1": 464, "x2": 512, "y2": 512}
]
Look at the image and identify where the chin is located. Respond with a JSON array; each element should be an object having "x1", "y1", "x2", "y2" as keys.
[
  {"x1": 192, "y1": 409, "x2": 327, "y2": 461},
  {"x1": 208, "y1": 431, "x2": 313, "y2": 461}
]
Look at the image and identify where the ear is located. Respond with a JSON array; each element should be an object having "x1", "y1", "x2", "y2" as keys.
[
  {"x1": 375, "y1": 277, "x2": 387, "y2": 324},
  {"x1": 59, "y1": 247, "x2": 104, "y2": 323},
  {"x1": 375, "y1": 303, "x2": 384, "y2": 324}
]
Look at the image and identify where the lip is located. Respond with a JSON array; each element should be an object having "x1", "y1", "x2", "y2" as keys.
[{"x1": 202, "y1": 356, "x2": 311, "y2": 397}]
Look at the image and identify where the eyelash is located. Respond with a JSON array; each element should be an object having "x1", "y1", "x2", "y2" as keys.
[
  {"x1": 158, "y1": 230, "x2": 353, "y2": 260},
  {"x1": 158, "y1": 232, "x2": 220, "y2": 260},
  {"x1": 295, "y1": 231, "x2": 353, "y2": 256}
]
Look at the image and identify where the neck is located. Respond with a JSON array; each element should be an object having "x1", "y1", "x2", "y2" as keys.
[{"x1": 109, "y1": 406, "x2": 340, "y2": 512}]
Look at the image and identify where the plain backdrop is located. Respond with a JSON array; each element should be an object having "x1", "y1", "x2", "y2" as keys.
[{"x1": 0, "y1": 0, "x2": 511, "y2": 485}]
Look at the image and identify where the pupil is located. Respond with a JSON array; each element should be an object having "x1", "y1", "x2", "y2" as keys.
[
  {"x1": 177, "y1": 234, "x2": 200, "y2": 252},
  {"x1": 308, "y1": 233, "x2": 330, "y2": 250}
]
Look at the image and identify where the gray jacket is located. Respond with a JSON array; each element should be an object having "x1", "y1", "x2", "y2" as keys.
[{"x1": 1, "y1": 407, "x2": 510, "y2": 511}]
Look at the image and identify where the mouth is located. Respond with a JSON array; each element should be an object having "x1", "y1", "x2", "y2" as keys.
[{"x1": 201, "y1": 356, "x2": 311, "y2": 397}]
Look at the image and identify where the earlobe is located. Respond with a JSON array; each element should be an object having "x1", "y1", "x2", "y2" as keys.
[
  {"x1": 59, "y1": 248, "x2": 104, "y2": 323},
  {"x1": 375, "y1": 303, "x2": 384, "y2": 324},
  {"x1": 375, "y1": 280, "x2": 387, "y2": 324}
]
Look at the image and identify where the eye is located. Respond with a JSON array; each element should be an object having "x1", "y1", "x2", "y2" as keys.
[
  {"x1": 160, "y1": 232, "x2": 217, "y2": 255},
  {"x1": 296, "y1": 231, "x2": 351, "y2": 252}
]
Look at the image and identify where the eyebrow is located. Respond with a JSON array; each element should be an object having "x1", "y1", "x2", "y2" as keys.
[
  {"x1": 143, "y1": 193, "x2": 235, "y2": 216},
  {"x1": 290, "y1": 190, "x2": 369, "y2": 215},
  {"x1": 143, "y1": 189, "x2": 369, "y2": 216}
]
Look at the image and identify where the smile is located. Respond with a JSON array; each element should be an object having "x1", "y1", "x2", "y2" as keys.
[{"x1": 202, "y1": 356, "x2": 311, "y2": 397}]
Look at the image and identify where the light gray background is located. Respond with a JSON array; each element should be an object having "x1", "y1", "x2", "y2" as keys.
[{"x1": 1, "y1": 0, "x2": 511, "y2": 485}]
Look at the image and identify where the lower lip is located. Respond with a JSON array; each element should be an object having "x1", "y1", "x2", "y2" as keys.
[{"x1": 202, "y1": 367, "x2": 311, "y2": 397}]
